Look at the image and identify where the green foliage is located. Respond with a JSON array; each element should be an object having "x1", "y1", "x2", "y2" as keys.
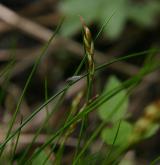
[
  {"x1": 129, "y1": 1, "x2": 160, "y2": 27},
  {"x1": 97, "y1": 76, "x2": 132, "y2": 146},
  {"x1": 101, "y1": 120, "x2": 132, "y2": 146},
  {"x1": 77, "y1": 152, "x2": 104, "y2": 165},
  {"x1": 99, "y1": 0, "x2": 128, "y2": 39},
  {"x1": 59, "y1": 0, "x2": 160, "y2": 39},
  {"x1": 32, "y1": 149, "x2": 51, "y2": 165},
  {"x1": 98, "y1": 76, "x2": 128, "y2": 122},
  {"x1": 59, "y1": 0, "x2": 98, "y2": 36}
]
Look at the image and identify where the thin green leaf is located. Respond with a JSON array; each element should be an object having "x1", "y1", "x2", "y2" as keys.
[
  {"x1": 0, "y1": 49, "x2": 156, "y2": 153},
  {"x1": 32, "y1": 149, "x2": 52, "y2": 165},
  {"x1": 101, "y1": 120, "x2": 132, "y2": 146}
]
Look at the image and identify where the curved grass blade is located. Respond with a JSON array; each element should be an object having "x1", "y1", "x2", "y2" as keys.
[
  {"x1": 94, "y1": 10, "x2": 117, "y2": 41},
  {"x1": 102, "y1": 120, "x2": 122, "y2": 165},
  {"x1": 0, "y1": 17, "x2": 65, "y2": 157},
  {"x1": 0, "y1": 49, "x2": 157, "y2": 153},
  {"x1": 73, "y1": 122, "x2": 105, "y2": 165},
  {"x1": 25, "y1": 72, "x2": 147, "y2": 164}
]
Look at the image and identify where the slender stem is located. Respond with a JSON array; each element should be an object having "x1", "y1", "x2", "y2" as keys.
[
  {"x1": 0, "y1": 17, "x2": 64, "y2": 157},
  {"x1": 11, "y1": 116, "x2": 23, "y2": 163},
  {"x1": 0, "y1": 49, "x2": 155, "y2": 152},
  {"x1": 73, "y1": 122, "x2": 105, "y2": 165}
]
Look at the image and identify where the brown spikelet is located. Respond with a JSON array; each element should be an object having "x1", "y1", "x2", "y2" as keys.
[
  {"x1": 129, "y1": 100, "x2": 160, "y2": 144},
  {"x1": 80, "y1": 16, "x2": 95, "y2": 80},
  {"x1": 60, "y1": 91, "x2": 84, "y2": 145}
]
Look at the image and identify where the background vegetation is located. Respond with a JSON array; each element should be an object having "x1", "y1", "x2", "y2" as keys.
[{"x1": 0, "y1": 0, "x2": 160, "y2": 164}]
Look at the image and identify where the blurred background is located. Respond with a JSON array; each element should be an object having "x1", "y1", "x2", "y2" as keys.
[{"x1": 0, "y1": 0, "x2": 160, "y2": 164}]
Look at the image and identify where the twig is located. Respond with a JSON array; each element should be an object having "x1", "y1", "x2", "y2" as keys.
[
  {"x1": 0, "y1": 4, "x2": 52, "y2": 42},
  {"x1": 0, "y1": 13, "x2": 60, "y2": 34},
  {"x1": 0, "y1": 133, "x2": 79, "y2": 152},
  {"x1": 0, "y1": 4, "x2": 139, "y2": 76}
]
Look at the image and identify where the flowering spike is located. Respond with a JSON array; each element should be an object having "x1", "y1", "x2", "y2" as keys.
[{"x1": 80, "y1": 16, "x2": 94, "y2": 81}]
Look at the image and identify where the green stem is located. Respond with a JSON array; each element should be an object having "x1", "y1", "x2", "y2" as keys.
[
  {"x1": 73, "y1": 122, "x2": 105, "y2": 165},
  {"x1": 0, "y1": 49, "x2": 155, "y2": 153}
]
